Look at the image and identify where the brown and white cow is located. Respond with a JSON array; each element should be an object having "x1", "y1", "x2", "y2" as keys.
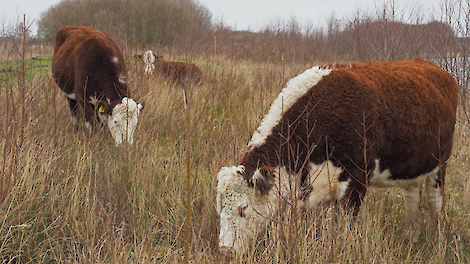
[
  {"x1": 52, "y1": 26, "x2": 144, "y2": 145},
  {"x1": 216, "y1": 59, "x2": 458, "y2": 255},
  {"x1": 142, "y1": 50, "x2": 202, "y2": 85}
]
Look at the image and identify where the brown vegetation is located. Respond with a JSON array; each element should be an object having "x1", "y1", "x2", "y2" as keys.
[{"x1": 0, "y1": 0, "x2": 469, "y2": 262}]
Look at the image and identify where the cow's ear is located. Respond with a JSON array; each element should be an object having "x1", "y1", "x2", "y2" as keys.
[
  {"x1": 98, "y1": 101, "x2": 113, "y2": 115},
  {"x1": 251, "y1": 166, "x2": 275, "y2": 196}
]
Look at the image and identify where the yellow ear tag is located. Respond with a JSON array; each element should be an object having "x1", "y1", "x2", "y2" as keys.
[{"x1": 99, "y1": 106, "x2": 105, "y2": 113}]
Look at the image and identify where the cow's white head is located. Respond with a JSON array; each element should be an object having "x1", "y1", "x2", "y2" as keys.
[
  {"x1": 143, "y1": 50, "x2": 155, "y2": 64},
  {"x1": 216, "y1": 161, "x2": 346, "y2": 256},
  {"x1": 216, "y1": 165, "x2": 286, "y2": 256},
  {"x1": 100, "y1": 97, "x2": 144, "y2": 145},
  {"x1": 143, "y1": 50, "x2": 155, "y2": 74}
]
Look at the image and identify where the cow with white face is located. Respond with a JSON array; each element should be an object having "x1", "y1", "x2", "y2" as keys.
[
  {"x1": 140, "y1": 50, "x2": 203, "y2": 85},
  {"x1": 142, "y1": 50, "x2": 156, "y2": 75},
  {"x1": 52, "y1": 26, "x2": 144, "y2": 145},
  {"x1": 217, "y1": 59, "x2": 458, "y2": 256}
]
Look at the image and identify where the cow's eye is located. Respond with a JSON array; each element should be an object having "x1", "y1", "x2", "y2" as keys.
[{"x1": 238, "y1": 204, "x2": 248, "y2": 217}]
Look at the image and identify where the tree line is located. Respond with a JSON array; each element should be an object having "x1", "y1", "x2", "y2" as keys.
[{"x1": 26, "y1": 0, "x2": 470, "y2": 66}]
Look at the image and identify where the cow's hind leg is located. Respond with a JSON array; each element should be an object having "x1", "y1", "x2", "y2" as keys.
[
  {"x1": 425, "y1": 166, "x2": 444, "y2": 226},
  {"x1": 400, "y1": 180, "x2": 422, "y2": 243}
]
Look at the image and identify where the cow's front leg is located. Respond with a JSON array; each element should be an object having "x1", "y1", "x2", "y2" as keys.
[
  {"x1": 83, "y1": 101, "x2": 98, "y2": 129},
  {"x1": 66, "y1": 94, "x2": 79, "y2": 124},
  {"x1": 335, "y1": 168, "x2": 367, "y2": 217},
  {"x1": 342, "y1": 178, "x2": 367, "y2": 218}
]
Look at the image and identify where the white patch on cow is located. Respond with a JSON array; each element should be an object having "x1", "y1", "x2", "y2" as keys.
[
  {"x1": 144, "y1": 63, "x2": 155, "y2": 75},
  {"x1": 247, "y1": 66, "x2": 332, "y2": 150},
  {"x1": 111, "y1": 56, "x2": 119, "y2": 64},
  {"x1": 89, "y1": 96, "x2": 98, "y2": 106},
  {"x1": 107, "y1": 97, "x2": 143, "y2": 145},
  {"x1": 84, "y1": 121, "x2": 92, "y2": 130},
  {"x1": 303, "y1": 161, "x2": 346, "y2": 208},
  {"x1": 337, "y1": 178, "x2": 351, "y2": 201},
  {"x1": 66, "y1": 93, "x2": 77, "y2": 100},
  {"x1": 118, "y1": 74, "x2": 127, "y2": 84}
]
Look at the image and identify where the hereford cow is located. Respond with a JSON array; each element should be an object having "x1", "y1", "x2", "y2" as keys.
[
  {"x1": 216, "y1": 59, "x2": 458, "y2": 255},
  {"x1": 142, "y1": 50, "x2": 202, "y2": 85},
  {"x1": 52, "y1": 26, "x2": 144, "y2": 145}
]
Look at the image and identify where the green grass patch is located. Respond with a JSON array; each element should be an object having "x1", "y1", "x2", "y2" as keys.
[{"x1": 0, "y1": 56, "x2": 52, "y2": 84}]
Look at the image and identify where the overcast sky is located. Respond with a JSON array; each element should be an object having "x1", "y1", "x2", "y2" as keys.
[{"x1": 2, "y1": 0, "x2": 442, "y2": 35}]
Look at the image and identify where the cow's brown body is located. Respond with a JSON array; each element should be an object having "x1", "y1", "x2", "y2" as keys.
[
  {"x1": 53, "y1": 26, "x2": 129, "y2": 125},
  {"x1": 217, "y1": 59, "x2": 459, "y2": 255},
  {"x1": 52, "y1": 26, "x2": 144, "y2": 145},
  {"x1": 155, "y1": 59, "x2": 202, "y2": 85}
]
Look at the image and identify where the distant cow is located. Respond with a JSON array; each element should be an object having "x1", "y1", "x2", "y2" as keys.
[
  {"x1": 216, "y1": 59, "x2": 458, "y2": 255},
  {"x1": 52, "y1": 26, "x2": 144, "y2": 145},
  {"x1": 142, "y1": 50, "x2": 202, "y2": 85}
]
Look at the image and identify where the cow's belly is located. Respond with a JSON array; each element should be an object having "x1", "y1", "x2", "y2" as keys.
[
  {"x1": 303, "y1": 159, "x2": 439, "y2": 208},
  {"x1": 369, "y1": 159, "x2": 439, "y2": 188}
]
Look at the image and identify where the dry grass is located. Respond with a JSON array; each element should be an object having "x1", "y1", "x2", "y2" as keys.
[{"x1": 0, "y1": 44, "x2": 469, "y2": 263}]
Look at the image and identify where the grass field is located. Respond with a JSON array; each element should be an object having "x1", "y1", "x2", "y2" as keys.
[{"x1": 0, "y1": 46, "x2": 469, "y2": 263}]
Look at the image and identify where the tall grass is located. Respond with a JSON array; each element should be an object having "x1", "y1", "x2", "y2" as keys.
[{"x1": 1, "y1": 35, "x2": 470, "y2": 263}]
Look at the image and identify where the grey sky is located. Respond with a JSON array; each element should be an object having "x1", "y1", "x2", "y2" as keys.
[
  {"x1": 199, "y1": 0, "x2": 441, "y2": 30},
  {"x1": 2, "y1": 0, "x2": 442, "y2": 34}
]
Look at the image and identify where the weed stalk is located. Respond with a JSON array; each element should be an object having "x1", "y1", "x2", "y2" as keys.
[{"x1": 183, "y1": 89, "x2": 191, "y2": 264}]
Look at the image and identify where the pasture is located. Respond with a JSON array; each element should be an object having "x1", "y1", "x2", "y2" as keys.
[{"x1": 1, "y1": 43, "x2": 470, "y2": 263}]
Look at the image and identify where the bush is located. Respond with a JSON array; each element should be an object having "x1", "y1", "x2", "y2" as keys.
[{"x1": 37, "y1": 0, "x2": 212, "y2": 48}]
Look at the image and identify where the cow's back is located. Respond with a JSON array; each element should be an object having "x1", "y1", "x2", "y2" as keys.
[{"x1": 53, "y1": 26, "x2": 112, "y2": 53}]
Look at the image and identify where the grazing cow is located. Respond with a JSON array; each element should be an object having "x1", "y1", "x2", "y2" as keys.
[
  {"x1": 52, "y1": 26, "x2": 144, "y2": 145},
  {"x1": 216, "y1": 59, "x2": 458, "y2": 255},
  {"x1": 142, "y1": 50, "x2": 202, "y2": 85}
]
